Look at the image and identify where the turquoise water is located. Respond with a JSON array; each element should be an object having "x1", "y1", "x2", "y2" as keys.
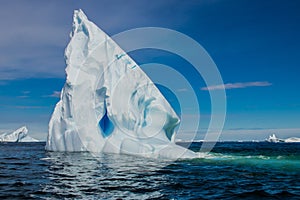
[{"x1": 0, "y1": 142, "x2": 299, "y2": 199}]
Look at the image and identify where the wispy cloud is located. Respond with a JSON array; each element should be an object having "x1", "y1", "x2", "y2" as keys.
[
  {"x1": 177, "y1": 88, "x2": 188, "y2": 92},
  {"x1": 17, "y1": 95, "x2": 29, "y2": 99},
  {"x1": 15, "y1": 106, "x2": 46, "y2": 109},
  {"x1": 0, "y1": 2, "x2": 71, "y2": 81},
  {"x1": 0, "y1": 1, "x2": 192, "y2": 81},
  {"x1": 201, "y1": 81, "x2": 272, "y2": 91},
  {"x1": 17, "y1": 91, "x2": 31, "y2": 98},
  {"x1": 45, "y1": 91, "x2": 61, "y2": 98}
]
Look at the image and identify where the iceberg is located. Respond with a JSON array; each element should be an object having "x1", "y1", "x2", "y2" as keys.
[
  {"x1": 45, "y1": 9, "x2": 196, "y2": 159},
  {"x1": 284, "y1": 137, "x2": 300, "y2": 143},
  {"x1": 266, "y1": 134, "x2": 300, "y2": 143},
  {"x1": 265, "y1": 134, "x2": 284, "y2": 143},
  {"x1": 0, "y1": 126, "x2": 39, "y2": 142}
]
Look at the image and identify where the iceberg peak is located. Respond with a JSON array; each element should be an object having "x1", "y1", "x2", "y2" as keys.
[
  {"x1": 45, "y1": 9, "x2": 195, "y2": 159},
  {"x1": 72, "y1": 9, "x2": 89, "y2": 37}
]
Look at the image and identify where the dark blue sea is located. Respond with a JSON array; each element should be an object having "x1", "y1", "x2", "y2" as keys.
[{"x1": 0, "y1": 142, "x2": 299, "y2": 199}]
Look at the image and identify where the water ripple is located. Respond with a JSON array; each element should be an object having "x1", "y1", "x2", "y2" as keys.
[{"x1": 0, "y1": 142, "x2": 300, "y2": 199}]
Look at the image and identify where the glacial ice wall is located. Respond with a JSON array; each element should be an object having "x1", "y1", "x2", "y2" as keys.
[{"x1": 45, "y1": 10, "x2": 196, "y2": 159}]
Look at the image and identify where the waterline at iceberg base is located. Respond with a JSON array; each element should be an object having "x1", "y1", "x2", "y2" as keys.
[{"x1": 45, "y1": 10, "x2": 196, "y2": 159}]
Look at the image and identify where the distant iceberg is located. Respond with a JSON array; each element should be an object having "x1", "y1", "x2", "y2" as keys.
[
  {"x1": 266, "y1": 134, "x2": 300, "y2": 143},
  {"x1": 0, "y1": 126, "x2": 39, "y2": 142},
  {"x1": 284, "y1": 137, "x2": 300, "y2": 143},
  {"x1": 45, "y1": 10, "x2": 196, "y2": 159},
  {"x1": 265, "y1": 134, "x2": 284, "y2": 143}
]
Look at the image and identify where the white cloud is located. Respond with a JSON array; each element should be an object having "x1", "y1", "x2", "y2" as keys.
[
  {"x1": 22, "y1": 91, "x2": 31, "y2": 94},
  {"x1": 42, "y1": 91, "x2": 61, "y2": 98},
  {"x1": 17, "y1": 91, "x2": 31, "y2": 98},
  {"x1": 201, "y1": 81, "x2": 272, "y2": 91},
  {"x1": 45, "y1": 91, "x2": 61, "y2": 98}
]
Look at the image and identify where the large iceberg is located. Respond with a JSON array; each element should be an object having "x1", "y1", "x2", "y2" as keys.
[
  {"x1": 45, "y1": 10, "x2": 196, "y2": 159},
  {"x1": 0, "y1": 126, "x2": 39, "y2": 142}
]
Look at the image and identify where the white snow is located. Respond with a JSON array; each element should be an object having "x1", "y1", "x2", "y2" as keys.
[
  {"x1": 45, "y1": 9, "x2": 196, "y2": 159},
  {"x1": 0, "y1": 126, "x2": 39, "y2": 142}
]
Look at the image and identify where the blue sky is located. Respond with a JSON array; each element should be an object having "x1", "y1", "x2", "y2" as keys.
[{"x1": 0, "y1": 0, "x2": 299, "y2": 140}]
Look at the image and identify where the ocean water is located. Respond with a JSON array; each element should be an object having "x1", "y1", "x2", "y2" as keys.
[{"x1": 0, "y1": 142, "x2": 299, "y2": 199}]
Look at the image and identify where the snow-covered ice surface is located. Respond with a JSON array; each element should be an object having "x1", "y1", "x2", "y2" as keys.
[
  {"x1": 0, "y1": 126, "x2": 39, "y2": 142},
  {"x1": 45, "y1": 10, "x2": 196, "y2": 159}
]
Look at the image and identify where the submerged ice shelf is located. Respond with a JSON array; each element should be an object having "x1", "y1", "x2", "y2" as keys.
[{"x1": 45, "y1": 9, "x2": 196, "y2": 159}]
